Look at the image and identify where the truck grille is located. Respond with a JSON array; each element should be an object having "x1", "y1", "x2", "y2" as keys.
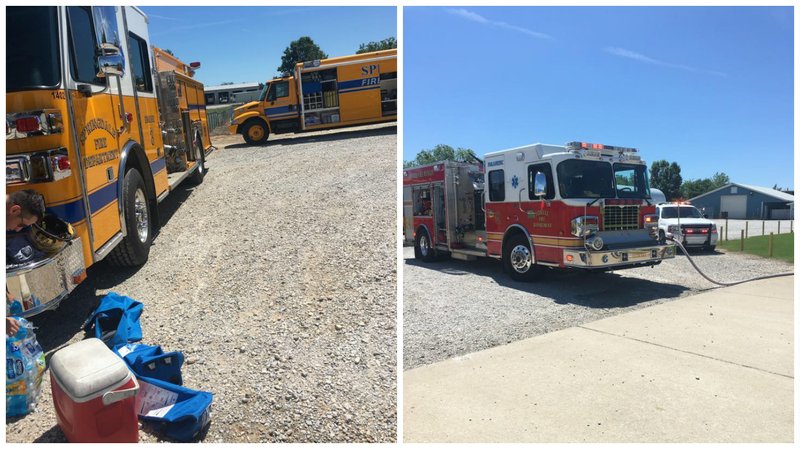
[{"x1": 604, "y1": 205, "x2": 640, "y2": 230}]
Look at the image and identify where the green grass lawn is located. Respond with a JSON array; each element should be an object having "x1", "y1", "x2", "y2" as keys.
[{"x1": 718, "y1": 232, "x2": 794, "y2": 263}]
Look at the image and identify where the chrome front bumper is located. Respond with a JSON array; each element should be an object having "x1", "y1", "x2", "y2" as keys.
[
  {"x1": 6, "y1": 238, "x2": 85, "y2": 318},
  {"x1": 563, "y1": 243, "x2": 676, "y2": 269},
  {"x1": 667, "y1": 232, "x2": 718, "y2": 247}
]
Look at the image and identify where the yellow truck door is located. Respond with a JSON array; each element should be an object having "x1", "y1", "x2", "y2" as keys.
[
  {"x1": 263, "y1": 79, "x2": 299, "y2": 128},
  {"x1": 65, "y1": 6, "x2": 127, "y2": 255}
]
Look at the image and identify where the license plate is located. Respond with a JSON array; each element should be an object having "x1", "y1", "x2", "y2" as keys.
[{"x1": 627, "y1": 250, "x2": 651, "y2": 261}]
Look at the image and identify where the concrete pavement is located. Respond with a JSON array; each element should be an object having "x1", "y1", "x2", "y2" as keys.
[{"x1": 404, "y1": 275, "x2": 794, "y2": 443}]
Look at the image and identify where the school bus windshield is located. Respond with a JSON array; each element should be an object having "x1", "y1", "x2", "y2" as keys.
[{"x1": 258, "y1": 82, "x2": 270, "y2": 102}]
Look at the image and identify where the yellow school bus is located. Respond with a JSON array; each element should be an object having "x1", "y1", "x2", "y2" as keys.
[
  {"x1": 229, "y1": 49, "x2": 397, "y2": 145},
  {"x1": 6, "y1": 6, "x2": 213, "y2": 317}
]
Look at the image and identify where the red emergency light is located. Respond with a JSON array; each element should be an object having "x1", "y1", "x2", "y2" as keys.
[
  {"x1": 16, "y1": 116, "x2": 40, "y2": 133},
  {"x1": 189, "y1": 62, "x2": 201, "y2": 69}
]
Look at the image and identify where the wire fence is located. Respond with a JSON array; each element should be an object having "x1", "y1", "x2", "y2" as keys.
[{"x1": 206, "y1": 105, "x2": 234, "y2": 133}]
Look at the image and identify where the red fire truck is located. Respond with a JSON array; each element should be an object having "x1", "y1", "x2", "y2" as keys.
[{"x1": 402, "y1": 142, "x2": 676, "y2": 280}]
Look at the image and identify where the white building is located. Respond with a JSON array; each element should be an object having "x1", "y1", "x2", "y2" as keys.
[{"x1": 205, "y1": 82, "x2": 263, "y2": 105}]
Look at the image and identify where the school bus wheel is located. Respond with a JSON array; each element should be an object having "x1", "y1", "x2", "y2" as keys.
[
  {"x1": 107, "y1": 169, "x2": 153, "y2": 267},
  {"x1": 242, "y1": 119, "x2": 269, "y2": 145}
]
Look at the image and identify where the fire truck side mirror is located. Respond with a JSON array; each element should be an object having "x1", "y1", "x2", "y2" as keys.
[
  {"x1": 534, "y1": 172, "x2": 547, "y2": 198},
  {"x1": 97, "y1": 47, "x2": 126, "y2": 78},
  {"x1": 93, "y1": 6, "x2": 125, "y2": 78}
]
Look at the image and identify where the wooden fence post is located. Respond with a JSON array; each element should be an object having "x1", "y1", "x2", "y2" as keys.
[
  {"x1": 778, "y1": 221, "x2": 781, "y2": 234},
  {"x1": 745, "y1": 221, "x2": 748, "y2": 238},
  {"x1": 768, "y1": 232, "x2": 774, "y2": 258},
  {"x1": 762, "y1": 220, "x2": 765, "y2": 236},
  {"x1": 740, "y1": 230, "x2": 744, "y2": 251}
]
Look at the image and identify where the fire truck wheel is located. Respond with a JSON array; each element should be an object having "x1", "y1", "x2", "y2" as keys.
[
  {"x1": 242, "y1": 120, "x2": 269, "y2": 146},
  {"x1": 189, "y1": 132, "x2": 206, "y2": 185},
  {"x1": 415, "y1": 229, "x2": 435, "y2": 262},
  {"x1": 503, "y1": 234, "x2": 539, "y2": 281},
  {"x1": 658, "y1": 230, "x2": 666, "y2": 244},
  {"x1": 107, "y1": 169, "x2": 152, "y2": 267}
]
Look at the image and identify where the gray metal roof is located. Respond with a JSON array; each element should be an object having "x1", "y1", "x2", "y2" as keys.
[
  {"x1": 689, "y1": 182, "x2": 794, "y2": 203},
  {"x1": 205, "y1": 82, "x2": 262, "y2": 92}
]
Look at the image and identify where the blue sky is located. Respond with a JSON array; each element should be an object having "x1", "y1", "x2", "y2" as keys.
[
  {"x1": 141, "y1": 6, "x2": 396, "y2": 86},
  {"x1": 404, "y1": 7, "x2": 794, "y2": 189}
]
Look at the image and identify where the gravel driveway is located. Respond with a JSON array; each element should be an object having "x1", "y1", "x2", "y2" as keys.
[
  {"x1": 403, "y1": 245, "x2": 793, "y2": 370},
  {"x1": 7, "y1": 124, "x2": 397, "y2": 443}
]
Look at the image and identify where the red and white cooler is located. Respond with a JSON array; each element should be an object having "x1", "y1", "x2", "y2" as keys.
[{"x1": 50, "y1": 338, "x2": 140, "y2": 442}]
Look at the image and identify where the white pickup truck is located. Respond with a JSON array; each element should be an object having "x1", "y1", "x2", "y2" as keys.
[{"x1": 656, "y1": 203, "x2": 718, "y2": 250}]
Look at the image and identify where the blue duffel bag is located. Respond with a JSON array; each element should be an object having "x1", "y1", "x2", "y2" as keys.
[
  {"x1": 136, "y1": 376, "x2": 213, "y2": 442},
  {"x1": 114, "y1": 343, "x2": 184, "y2": 386},
  {"x1": 82, "y1": 292, "x2": 143, "y2": 348}
]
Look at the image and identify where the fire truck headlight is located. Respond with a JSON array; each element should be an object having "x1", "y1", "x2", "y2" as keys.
[{"x1": 571, "y1": 216, "x2": 599, "y2": 237}]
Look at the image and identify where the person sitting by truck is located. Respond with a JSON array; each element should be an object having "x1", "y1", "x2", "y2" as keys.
[{"x1": 6, "y1": 189, "x2": 46, "y2": 337}]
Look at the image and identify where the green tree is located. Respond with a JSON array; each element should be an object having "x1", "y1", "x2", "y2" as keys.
[
  {"x1": 220, "y1": 82, "x2": 234, "y2": 85},
  {"x1": 278, "y1": 37, "x2": 328, "y2": 74},
  {"x1": 680, "y1": 171, "x2": 730, "y2": 199},
  {"x1": 404, "y1": 144, "x2": 482, "y2": 168},
  {"x1": 649, "y1": 160, "x2": 682, "y2": 201},
  {"x1": 356, "y1": 37, "x2": 397, "y2": 54},
  {"x1": 680, "y1": 178, "x2": 713, "y2": 199},
  {"x1": 710, "y1": 172, "x2": 730, "y2": 189}
]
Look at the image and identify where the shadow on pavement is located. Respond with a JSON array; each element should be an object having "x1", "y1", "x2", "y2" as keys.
[
  {"x1": 405, "y1": 255, "x2": 690, "y2": 309},
  {"x1": 27, "y1": 178, "x2": 204, "y2": 358},
  {"x1": 224, "y1": 125, "x2": 397, "y2": 150},
  {"x1": 32, "y1": 425, "x2": 65, "y2": 443}
]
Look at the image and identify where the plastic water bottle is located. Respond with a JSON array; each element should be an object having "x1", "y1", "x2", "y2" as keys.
[
  {"x1": 6, "y1": 318, "x2": 44, "y2": 417},
  {"x1": 9, "y1": 300, "x2": 23, "y2": 316}
]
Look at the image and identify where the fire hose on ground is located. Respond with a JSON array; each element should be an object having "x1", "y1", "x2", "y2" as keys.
[{"x1": 666, "y1": 236, "x2": 794, "y2": 286}]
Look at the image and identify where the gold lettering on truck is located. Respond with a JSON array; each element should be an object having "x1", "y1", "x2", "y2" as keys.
[
  {"x1": 78, "y1": 118, "x2": 119, "y2": 146},
  {"x1": 83, "y1": 149, "x2": 120, "y2": 169}
]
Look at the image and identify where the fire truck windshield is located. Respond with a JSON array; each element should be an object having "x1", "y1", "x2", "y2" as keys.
[
  {"x1": 556, "y1": 159, "x2": 615, "y2": 199},
  {"x1": 613, "y1": 163, "x2": 651, "y2": 199},
  {"x1": 7, "y1": 7, "x2": 61, "y2": 92}
]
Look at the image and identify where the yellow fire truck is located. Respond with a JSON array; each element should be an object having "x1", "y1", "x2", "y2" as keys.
[
  {"x1": 229, "y1": 49, "x2": 397, "y2": 145},
  {"x1": 6, "y1": 6, "x2": 214, "y2": 317}
]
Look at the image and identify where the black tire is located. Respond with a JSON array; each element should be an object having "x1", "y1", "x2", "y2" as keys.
[
  {"x1": 242, "y1": 119, "x2": 269, "y2": 145},
  {"x1": 189, "y1": 132, "x2": 206, "y2": 185},
  {"x1": 503, "y1": 233, "x2": 540, "y2": 282},
  {"x1": 658, "y1": 230, "x2": 666, "y2": 244},
  {"x1": 107, "y1": 169, "x2": 153, "y2": 267},
  {"x1": 414, "y1": 229, "x2": 435, "y2": 262}
]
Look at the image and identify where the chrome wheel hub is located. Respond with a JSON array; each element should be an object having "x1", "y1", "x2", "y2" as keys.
[
  {"x1": 134, "y1": 188, "x2": 149, "y2": 243},
  {"x1": 419, "y1": 234, "x2": 430, "y2": 257},
  {"x1": 510, "y1": 244, "x2": 532, "y2": 273}
]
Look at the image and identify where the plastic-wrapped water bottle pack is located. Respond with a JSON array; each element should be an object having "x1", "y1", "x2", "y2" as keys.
[{"x1": 6, "y1": 317, "x2": 46, "y2": 417}]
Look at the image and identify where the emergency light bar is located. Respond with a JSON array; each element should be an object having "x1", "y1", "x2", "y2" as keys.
[{"x1": 566, "y1": 141, "x2": 638, "y2": 153}]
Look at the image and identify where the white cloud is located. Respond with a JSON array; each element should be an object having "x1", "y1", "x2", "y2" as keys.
[
  {"x1": 150, "y1": 19, "x2": 243, "y2": 37},
  {"x1": 146, "y1": 13, "x2": 183, "y2": 22},
  {"x1": 446, "y1": 8, "x2": 552, "y2": 40},
  {"x1": 604, "y1": 46, "x2": 727, "y2": 77}
]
